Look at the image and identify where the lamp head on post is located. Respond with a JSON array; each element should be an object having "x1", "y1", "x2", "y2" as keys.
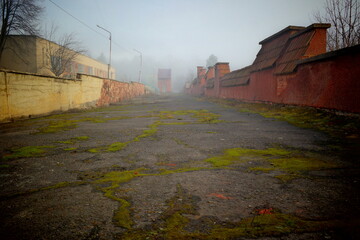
[{"x1": 96, "y1": 25, "x2": 112, "y2": 79}]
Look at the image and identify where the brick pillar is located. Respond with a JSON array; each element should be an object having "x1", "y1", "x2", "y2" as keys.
[
  {"x1": 197, "y1": 66, "x2": 204, "y2": 78},
  {"x1": 214, "y1": 62, "x2": 230, "y2": 97},
  {"x1": 206, "y1": 66, "x2": 215, "y2": 81}
]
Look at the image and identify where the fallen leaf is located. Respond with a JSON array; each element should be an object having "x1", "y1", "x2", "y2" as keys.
[
  {"x1": 207, "y1": 193, "x2": 233, "y2": 200},
  {"x1": 257, "y1": 208, "x2": 273, "y2": 215}
]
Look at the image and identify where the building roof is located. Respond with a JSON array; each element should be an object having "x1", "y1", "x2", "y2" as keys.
[
  {"x1": 158, "y1": 69, "x2": 171, "y2": 79},
  {"x1": 259, "y1": 26, "x2": 305, "y2": 44},
  {"x1": 275, "y1": 23, "x2": 330, "y2": 75},
  {"x1": 220, "y1": 65, "x2": 252, "y2": 87},
  {"x1": 252, "y1": 26, "x2": 304, "y2": 72}
]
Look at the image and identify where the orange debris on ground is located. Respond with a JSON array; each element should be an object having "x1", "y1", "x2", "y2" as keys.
[{"x1": 207, "y1": 193, "x2": 233, "y2": 200}]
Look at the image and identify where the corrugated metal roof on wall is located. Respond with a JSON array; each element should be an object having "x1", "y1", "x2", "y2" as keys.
[
  {"x1": 252, "y1": 34, "x2": 289, "y2": 71},
  {"x1": 220, "y1": 66, "x2": 252, "y2": 87},
  {"x1": 275, "y1": 30, "x2": 315, "y2": 75},
  {"x1": 252, "y1": 27, "x2": 304, "y2": 72}
]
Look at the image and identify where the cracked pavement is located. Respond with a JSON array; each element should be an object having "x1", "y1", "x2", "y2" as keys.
[{"x1": 0, "y1": 95, "x2": 359, "y2": 239}]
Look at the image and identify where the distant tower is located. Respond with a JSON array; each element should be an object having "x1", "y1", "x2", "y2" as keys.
[{"x1": 158, "y1": 69, "x2": 171, "y2": 93}]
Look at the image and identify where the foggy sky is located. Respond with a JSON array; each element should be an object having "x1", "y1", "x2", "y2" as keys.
[{"x1": 43, "y1": 0, "x2": 327, "y2": 91}]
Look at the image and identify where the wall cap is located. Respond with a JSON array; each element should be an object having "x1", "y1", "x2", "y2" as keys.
[
  {"x1": 259, "y1": 26, "x2": 304, "y2": 44},
  {"x1": 215, "y1": 62, "x2": 229, "y2": 66},
  {"x1": 297, "y1": 43, "x2": 360, "y2": 65},
  {"x1": 0, "y1": 68, "x2": 80, "y2": 81},
  {"x1": 290, "y1": 23, "x2": 331, "y2": 39}
]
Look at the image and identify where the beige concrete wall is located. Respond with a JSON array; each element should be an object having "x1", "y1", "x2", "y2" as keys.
[{"x1": 0, "y1": 70, "x2": 103, "y2": 122}]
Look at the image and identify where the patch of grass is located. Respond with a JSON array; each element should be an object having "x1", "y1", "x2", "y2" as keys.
[
  {"x1": 205, "y1": 148, "x2": 291, "y2": 168},
  {"x1": 134, "y1": 121, "x2": 161, "y2": 141},
  {"x1": 64, "y1": 147, "x2": 77, "y2": 151},
  {"x1": 40, "y1": 181, "x2": 74, "y2": 191},
  {"x1": 119, "y1": 185, "x2": 341, "y2": 239},
  {"x1": 37, "y1": 113, "x2": 131, "y2": 134},
  {"x1": 57, "y1": 136, "x2": 90, "y2": 145},
  {"x1": 210, "y1": 98, "x2": 360, "y2": 138},
  {"x1": 150, "y1": 109, "x2": 222, "y2": 124},
  {"x1": 274, "y1": 174, "x2": 300, "y2": 182},
  {"x1": 80, "y1": 117, "x2": 106, "y2": 123},
  {"x1": 94, "y1": 169, "x2": 144, "y2": 229},
  {"x1": 158, "y1": 167, "x2": 208, "y2": 175},
  {"x1": 2, "y1": 145, "x2": 55, "y2": 160},
  {"x1": 192, "y1": 110, "x2": 222, "y2": 124},
  {"x1": 37, "y1": 120, "x2": 77, "y2": 133},
  {"x1": 107, "y1": 142, "x2": 129, "y2": 152},
  {"x1": 57, "y1": 140, "x2": 74, "y2": 144},
  {"x1": 249, "y1": 166, "x2": 273, "y2": 173},
  {"x1": 0, "y1": 164, "x2": 10, "y2": 168},
  {"x1": 74, "y1": 136, "x2": 89, "y2": 141},
  {"x1": 88, "y1": 141, "x2": 130, "y2": 153},
  {"x1": 205, "y1": 147, "x2": 341, "y2": 181},
  {"x1": 113, "y1": 198, "x2": 132, "y2": 229},
  {"x1": 270, "y1": 157, "x2": 338, "y2": 173},
  {"x1": 89, "y1": 121, "x2": 161, "y2": 153},
  {"x1": 210, "y1": 211, "x2": 339, "y2": 239}
]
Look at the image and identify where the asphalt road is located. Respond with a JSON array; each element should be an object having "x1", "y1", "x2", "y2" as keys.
[{"x1": 0, "y1": 95, "x2": 359, "y2": 240}]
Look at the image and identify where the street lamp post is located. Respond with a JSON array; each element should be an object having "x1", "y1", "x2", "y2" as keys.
[
  {"x1": 97, "y1": 25, "x2": 112, "y2": 79},
  {"x1": 133, "y1": 49, "x2": 142, "y2": 83}
]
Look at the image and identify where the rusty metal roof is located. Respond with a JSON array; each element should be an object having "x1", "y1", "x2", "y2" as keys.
[
  {"x1": 220, "y1": 65, "x2": 252, "y2": 87},
  {"x1": 158, "y1": 69, "x2": 171, "y2": 79},
  {"x1": 274, "y1": 30, "x2": 315, "y2": 74},
  {"x1": 275, "y1": 24, "x2": 330, "y2": 75},
  {"x1": 252, "y1": 26, "x2": 304, "y2": 72}
]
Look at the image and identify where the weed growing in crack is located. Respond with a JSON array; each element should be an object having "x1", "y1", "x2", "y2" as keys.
[{"x1": 2, "y1": 145, "x2": 55, "y2": 160}]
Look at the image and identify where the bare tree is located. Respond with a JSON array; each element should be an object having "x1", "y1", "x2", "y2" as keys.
[
  {"x1": 206, "y1": 54, "x2": 218, "y2": 67},
  {"x1": 314, "y1": 0, "x2": 360, "y2": 51},
  {"x1": 42, "y1": 24, "x2": 86, "y2": 77},
  {"x1": 0, "y1": 0, "x2": 43, "y2": 61}
]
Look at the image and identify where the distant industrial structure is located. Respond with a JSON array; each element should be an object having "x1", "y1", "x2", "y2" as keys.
[
  {"x1": 0, "y1": 35, "x2": 115, "y2": 79},
  {"x1": 158, "y1": 68, "x2": 171, "y2": 93}
]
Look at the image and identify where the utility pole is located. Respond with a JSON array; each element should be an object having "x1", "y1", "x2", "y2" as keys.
[
  {"x1": 133, "y1": 49, "x2": 142, "y2": 83},
  {"x1": 97, "y1": 25, "x2": 112, "y2": 79}
]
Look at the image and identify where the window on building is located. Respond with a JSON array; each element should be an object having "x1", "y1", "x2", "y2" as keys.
[
  {"x1": 51, "y1": 56, "x2": 62, "y2": 68},
  {"x1": 42, "y1": 48, "x2": 45, "y2": 65},
  {"x1": 88, "y1": 67, "x2": 93, "y2": 75},
  {"x1": 78, "y1": 64, "x2": 84, "y2": 73}
]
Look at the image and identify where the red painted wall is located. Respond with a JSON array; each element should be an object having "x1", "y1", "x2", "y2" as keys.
[
  {"x1": 279, "y1": 47, "x2": 360, "y2": 112},
  {"x1": 187, "y1": 23, "x2": 360, "y2": 113},
  {"x1": 213, "y1": 45, "x2": 360, "y2": 113}
]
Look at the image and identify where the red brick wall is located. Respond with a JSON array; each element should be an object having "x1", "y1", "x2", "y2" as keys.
[
  {"x1": 213, "y1": 45, "x2": 360, "y2": 113},
  {"x1": 188, "y1": 23, "x2": 360, "y2": 113},
  {"x1": 97, "y1": 79, "x2": 145, "y2": 106},
  {"x1": 279, "y1": 47, "x2": 360, "y2": 112}
]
